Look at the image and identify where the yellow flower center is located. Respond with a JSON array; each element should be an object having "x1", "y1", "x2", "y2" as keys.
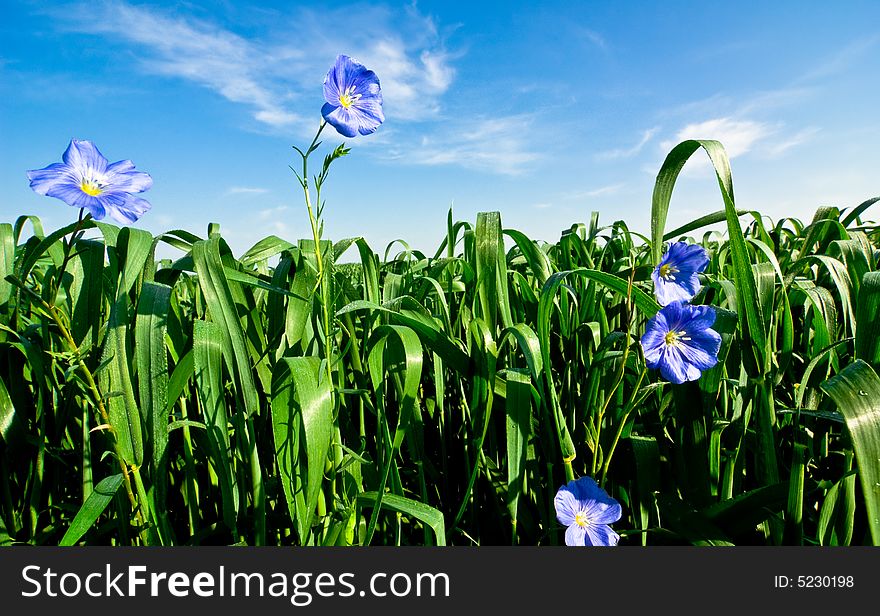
[
  {"x1": 658, "y1": 263, "x2": 679, "y2": 280},
  {"x1": 80, "y1": 178, "x2": 102, "y2": 196},
  {"x1": 574, "y1": 511, "x2": 590, "y2": 528},
  {"x1": 664, "y1": 330, "x2": 690, "y2": 347},
  {"x1": 338, "y1": 85, "x2": 362, "y2": 109}
]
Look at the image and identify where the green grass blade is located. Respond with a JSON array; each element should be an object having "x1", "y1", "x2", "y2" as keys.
[
  {"x1": 820, "y1": 360, "x2": 880, "y2": 545},
  {"x1": 357, "y1": 492, "x2": 446, "y2": 546},
  {"x1": 59, "y1": 474, "x2": 124, "y2": 546},
  {"x1": 194, "y1": 319, "x2": 239, "y2": 534},
  {"x1": 855, "y1": 272, "x2": 880, "y2": 368},
  {"x1": 271, "y1": 356, "x2": 333, "y2": 543},
  {"x1": 503, "y1": 368, "x2": 531, "y2": 537}
]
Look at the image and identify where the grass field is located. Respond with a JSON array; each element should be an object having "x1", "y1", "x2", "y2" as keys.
[{"x1": 1, "y1": 139, "x2": 879, "y2": 546}]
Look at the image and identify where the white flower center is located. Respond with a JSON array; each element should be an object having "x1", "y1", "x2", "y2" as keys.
[
  {"x1": 659, "y1": 263, "x2": 679, "y2": 281},
  {"x1": 574, "y1": 510, "x2": 592, "y2": 528},
  {"x1": 79, "y1": 173, "x2": 106, "y2": 197},
  {"x1": 664, "y1": 330, "x2": 691, "y2": 347},
  {"x1": 338, "y1": 85, "x2": 362, "y2": 109}
]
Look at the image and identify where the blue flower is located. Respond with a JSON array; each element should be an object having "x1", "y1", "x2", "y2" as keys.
[
  {"x1": 321, "y1": 54, "x2": 384, "y2": 138},
  {"x1": 554, "y1": 476, "x2": 622, "y2": 546},
  {"x1": 651, "y1": 242, "x2": 710, "y2": 306},
  {"x1": 26, "y1": 140, "x2": 152, "y2": 224},
  {"x1": 641, "y1": 301, "x2": 721, "y2": 384}
]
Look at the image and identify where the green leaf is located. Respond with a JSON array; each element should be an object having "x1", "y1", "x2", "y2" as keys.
[
  {"x1": 820, "y1": 360, "x2": 880, "y2": 545},
  {"x1": 59, "y1": 474, "x2": 124, "y2": 546},
  {"x1": 503, "y1": 369, "x2": 531, "y2": 530},
  {"x1": 271, "y1": 356, "x2": 333, "y2": 543},
  {"x1": 194, "y1": 319, "x2": 238, "y2": 532},
  {"x1": 358, "y1": 492, "x2": 446, "y2": 546}
]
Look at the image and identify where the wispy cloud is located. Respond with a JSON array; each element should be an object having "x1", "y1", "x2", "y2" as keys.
[
  {"x1": 798, "y1": 35, "x2": 880, "y2": 83},
  {"x1": 763, "y1": 127, "x2": 821, "y2": 157},
  {"x1": 258, "y1": 205, "x2": 289, "y2": 221},
  {"x1": 226, "y1": 186, "x2": 270, "y2": 196},
  {"x1": 663, "y1": 118, "x2": 775, "y2": 159},
  {"x1": 390, "y1": 114, "x2": 541, "y2": 175},
  {"x1": 49, "y1": 0, "x2": 456, "y2": 131},
  {"x1": 596, "y1": 127, "x2": 659, "y2": 160},
  {"x1": 580, "y1": 28, "x2": 608, "y2": 51},
  {"x1": 568, "y1": 183, "x2": 626, "y2": 200}
]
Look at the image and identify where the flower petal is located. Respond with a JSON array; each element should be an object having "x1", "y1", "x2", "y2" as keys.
[
  {"x1": 677, "y1": 331, "x2": 720, "y2": 371},
  {"x1": 101, "y1": 193, "x2": 152, "y2": 224},
  {"x1": 653, "y1": 276, "x2": 699, "y2": 306},
  {"x1": 565, "y1": 524, "x2": 587, "y2": 546},
  {"x1": 659, "y1": 347, "x2": 702, "y2": 384},
  {"x1": 322, "y1": 103, "x2": 358, "y2": 138},
  {"x1": 554, "y1": 485, "x2": 579, "y2": 526},
  {"x1": 26, "y1": 163, "x2": 78, "y2": 196},
  {"x1": 352, "y1": 98, "x2": 385, "y2": 135},
  {"x1": 585, "y1": 524, "x2": 620, "y2": 546},
  {"x1": 105, "y1": 160, "x2": 153, "y2": 193},
  {"x1": 668, "y1": 242, "x2": 710, "y2": 273},
  {"x1": 641, "y1": 316, "x2": 669, "y2": 367},
  {"x1": 681, "y1": 304, "x2": 717, "y2": 332},
  {"x1": 62, "y1": 140, "x2": 108, "y2": 174},
  {"x1": 585, "y1": 499, "x2": 622, "y2": 526}
]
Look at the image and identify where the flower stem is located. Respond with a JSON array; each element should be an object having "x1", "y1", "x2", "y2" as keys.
[
  {"x1": 15, "y1": 282, "x2": 149, "y2": 544},
  {"x1": 299, "y1": 121, "x2": 334, "y2": 391}
]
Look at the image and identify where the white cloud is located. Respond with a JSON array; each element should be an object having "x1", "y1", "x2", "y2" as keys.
[
  {"x1": 258, "y1": 205, "x2": 290, "y2": 221},
  {"x1": 596, "y1": 127, "x2": 659, "y2": 160},
  {"x1": 53, "y1": 1, "x2": 456, "y2": 131},
  {"x1": 798, "y1": 35, "x2": 880, "y2": 83},
  {"x1": 763, "y1": 127, "x2": 821, "y2": 157},
  {"x1": 663, "y1": 118, "x2": 775, "y2": 159},
  {"x1": 226, "y1": 187, "x2": 270, "y2": 196},
  {"x1": 581, "y1": 28, "x2": 608, "y2": 51},
  {"x1": 564, "y1": 183, "x2": 626, "y2": 200},
  {"x1": 391, "y1": 114, "x2": 541, "y2": 175}
]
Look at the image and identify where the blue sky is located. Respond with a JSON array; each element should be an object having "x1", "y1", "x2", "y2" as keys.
[{"x1": 2, "y1": 0, "x2": 879, "y2": 257}]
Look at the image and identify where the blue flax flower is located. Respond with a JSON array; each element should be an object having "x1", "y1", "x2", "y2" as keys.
[
  {"x1": 554, "y1": 476, "x2": 622, "y2": 546},
  {"x1": 651, "y1": 242, "x2": 710, "y2": 306},
  {"x1": 322, "y1": 54, "x2": 384, "y2": 138},
  {"x1": 27, "y1": 140, "x2": 152, "y2": 224},
  {"x1": 641, "y1": 301, "x2": 721, "y2": 384}
]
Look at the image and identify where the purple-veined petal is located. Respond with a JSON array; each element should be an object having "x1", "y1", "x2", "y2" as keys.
[
  {"x1": 62, "y1": 140, "x2": 108, "y2": 174},
  {"x1": 565, "y1": 524, "x2": 587, "y2": 546},
  {"x1": 322, "y1": 103, "x2": 358, "y2": 138},
  {"x1": 102, "y1": 193, "x2": 152, "y2": 224},
  {"x1": 681, "y1": 304, "x2": 717, "y2": 332},
  {"x1": 677, "y1": 330, "x2": 721, "y2": 370},
  {"x1": 659, "y1": 347, "x2": 702, "y2": 384},
  {"x1": 44, "y1": 182, "x2": 93, "y2": 209},
  {"x1": 668, "y1": 242, "x2": 710, "y2": 273},
  {"x1": 653, "y1": 276, "x2": 698, "y2": 306},
  {"x1": 352, "y1": 98, "x2": 385, "y2": 135},
  {"x1": 641, "y1": 319, "x2": 669, "y2": 366},
  {"x1": 653, "y1": 242, "x2": 708, "y2": 305},
  {"x1": 105, "y1": 160, "x2": 153, "y2": 193},
  {"x1": 585, "y1": 524, "x2": 620, "y2": 547},
  {"x1": 585, "y1": 499, "x2": 623, "y2": 526},
  {"x1": 554, "y1": 486, "x2": 579, "y2": 526},
  {"x1": 569, "y1": 476, "x2": 615, "y2": 507},
  {"x1": 323, "y1": 55, "x2": 373, "y2": 105},
  {"x1": 26, "y1": 163, "x2": 78, "y2": 196}
]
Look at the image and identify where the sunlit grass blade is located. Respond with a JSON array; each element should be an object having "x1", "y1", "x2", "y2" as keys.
[
  {"x1": 820, "y1": 360, "x2": 880, "y2": 545},
  {"x1": 59, "y1": 473, "x2": 124, "y2": 546},
  {"x1": 271, "y1": 356, "x2": 333, "y2": 544}
]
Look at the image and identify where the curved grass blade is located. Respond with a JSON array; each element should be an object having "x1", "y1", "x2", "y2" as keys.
[
  {"x1": 820, "y1": 360, "x2": 880, "y2": 545},
  {"x1": 357, "y1": 492, "x2": 446, "y2": 546},
  {"x1": 59, "y1": 474, "x2": 124, "y2": 546}
]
